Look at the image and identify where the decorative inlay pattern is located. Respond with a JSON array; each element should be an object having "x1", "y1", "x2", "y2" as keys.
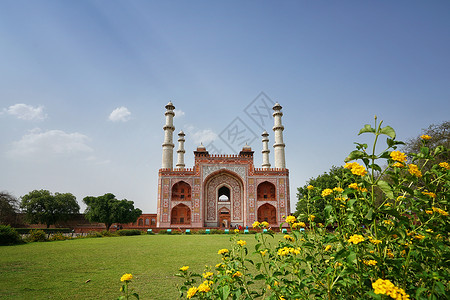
[
  {"x1": 205, "y1": 173, "x2": 242, "y2": 221},
  {"x1": 203, "y1": 165, "x2": 246, "y2": 180}
]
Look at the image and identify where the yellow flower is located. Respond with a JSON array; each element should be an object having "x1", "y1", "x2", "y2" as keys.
[
  {"x1": 285, "y1": 215, "x2": 296, "y2": 223},
  {"x1": 392, "y1": 162, "x2": 404, "y2": 168},
  {"x1": 348, "y1": 183, "x2": 358, "y2": 189},
  {"x1": 420, "y1": 134, "x2": 431, "y2": 140},
  {"x1": 307, "y1": 185, "x2": 314, "y2": 190},
  {"x1": 425, "y1": 210, "x2": 433, "y2": 215},
  {"x1": 309, "y1": 215, "x2": 315, "y2": 222},
  {"x1": 360, "y1": 187, "x2": 368, "y2": 193},
  {"x1": 390, "y1": 151, "x2": 407, "y2": 163},
  {"x1": 351, "y1": 163, "x2": 367, "y2": 176},
  {"x1": 232, "y1": 271, "x2": 242, "y2": 278},
  {"x1": 426, "y1": 228, "x2": 433, "y2": 233},
  {"x1": 237, "y1": 240, "x2": 247, "y2": 246},
  {"x1": 120, "y1": 273, "x2": 133, "y2": 282},
  {"x1": 324, "y1": 245, "x2": 332, "y2": 252},
  {"x1": 198, "y1": 281, "x2": 211, "y2": 293},
  {"x1": 284, "y1": 235, "x2": 295, "y2": 242},
  {"x1": 362, "y1": 259, "x2": 377, "y2": 266},
  {"x1": 234, "y1": 229, "x2": 240, "y2": 233},
  {"x1": 333, "y1": 187, "x2": 344, "y2": 193},
  {"x1": 348, "y1": 234, "x2": 365, "y2": 245},
  {"x1": 187, "y1": 286, "x2": 198, "y2": 299},
  {"x1": 218, "y1": 249, "x2": 229, "y2": 255},
  {"x1": 321, "y1": 188, "x2": 333, "y2": 197},
  {"x1": 215, "y1": 263, "x2": 224, "y2": 268},
  {"x1": 387, "y1": 250, "x2": 394, "y2": 258},
  {"x1": 408, "y1": 164, "x2": 422, "y2": 177},
  {"x1": 260, "y1": 250, "x2": 268, "y2": 256},
  {"x1": 383, "y1": 220, "x2": 394, "y2": 226},
  {"x1": 432, "y1": 207, "x2": 448, "y2": 216},
  {"x1": 335, "y1": 262, "x2": 343, "y2": 268},
  {"x1": 372, "y1": 278, "x2": 409, "y2": 300},
  {"x1": 414, "y1": 234, "x2": 425, "y2": 240},
  {"x1": 202, "y1": 271, "x2": 213, "y2": 278},
  {"x1": 292, "y1": 221, "x2": 306, "y2": 229},
  {"x1": 180, "y1": 266, "x2": 189, "y2": 272},
  {"x1": 422, "y1": 191, "x2": 436, "y2": 198},
  {"x1": 261, "y1": 221, "x2": 269, "y2": 228},
  {"x1": 252, "y1": 221, "x2": 260, "y2": 228},
  {"x1": 439, "y1": 162, "x2": 449, "y2": 170},
  {"x1": 369, "y1": 237, "x2": 382, "y2": 245},
  {"x1": 344, "y1": 162, "x2": 359, "y2": 170}
]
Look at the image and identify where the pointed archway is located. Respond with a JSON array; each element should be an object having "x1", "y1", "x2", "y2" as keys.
[
  {"x1": 257, "y1": 203, "x2": 276, "y2": 224},
  {"x1": 171, "y1": 203, "x2": 191, "y2": 225},
  {"x1": 204, "y1": 170, "x2": 244, "y2": 227}
]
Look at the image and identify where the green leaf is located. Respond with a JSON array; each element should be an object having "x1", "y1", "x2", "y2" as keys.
[
  {"x1": 131, "y1": 293, "x2": 140, "y2": 300},
  {"x1": 380, "y1": 126, "x2": 396, "y2": 139},
  {"x1": 358, "y1": 124, "x2": 376, "y2": 135},
  {"x1": 347, "y1": 251, "x2": 357, "y2": 264},
  {"x1": 420, "y1": 146, "x2": 429, "y2": 156},
  {"x1": 365, "y1": 208, "x2": 373, "y2": 220},
  {"x1": 254, "y1": 274, "x2": 265, "y2": 280},
  {"x1": 377, "y1": 180, "x2": 394, "y2": 199},
  {"x1": 345, "y1": 150, "x2": 366, "y2": 162}
]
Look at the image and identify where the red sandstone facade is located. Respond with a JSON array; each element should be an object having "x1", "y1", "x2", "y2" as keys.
[
  {"x1": 157, "y1": 146, "x2": 290, "y2": 228},
  {"x1": 157, "y1": 101, "x2": 290, "y2": 229}
]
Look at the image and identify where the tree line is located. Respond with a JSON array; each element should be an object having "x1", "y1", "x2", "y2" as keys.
[{"x1": 0, "y1": 190, "x2": 142, "y2": 231}]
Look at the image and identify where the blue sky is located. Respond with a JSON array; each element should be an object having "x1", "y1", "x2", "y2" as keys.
[{"x1": 1, "y1": 1, "x2": 449, "y2": 213}]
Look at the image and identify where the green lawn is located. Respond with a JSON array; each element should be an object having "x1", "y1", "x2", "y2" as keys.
[{"x1": 0, "y1": 234, "x2": 272, "y2": 299}]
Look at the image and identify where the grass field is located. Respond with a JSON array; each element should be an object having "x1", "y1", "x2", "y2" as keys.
[{"x1": 0, "y1": 234, "x2": 274, "y2": 299}]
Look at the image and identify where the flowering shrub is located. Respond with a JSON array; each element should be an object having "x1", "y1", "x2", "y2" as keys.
[
  {"x1": 177, "y1": 118, "x2": 449, "y2": 299},
  {"x1": 118, "y1": 273, "x2": 139, "y2": 300}
]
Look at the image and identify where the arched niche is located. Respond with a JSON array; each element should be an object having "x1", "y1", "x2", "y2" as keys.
[
  {"x1": 257, "y1": 181, "x2": 276, "y2": 201},
  {"x1": 172, "y1": 181, "x2": 192, "y2": 201},
  {"x1": 257, "y1": 203, "x2": 277, "y2": 224},
  {"x1": 171, "y1": 203, "x2": 191, "y2": 225}
]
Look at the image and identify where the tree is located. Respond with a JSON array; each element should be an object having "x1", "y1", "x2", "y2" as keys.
[
  {"x1": 295, "y1": 166, "x2": 344, "y2": 222},
  {"x1": 20, "y1": 190, "x2": 80, "y2": 228},
  {"x1": 0, "y1": 191, "x2": 19, "y2": 225},
  {"x1": 83, "y1": 193, "x2": 142, "y2": 231},
  {"x1": 402, "y1": 120, "x2": 449, "y2": 167}
]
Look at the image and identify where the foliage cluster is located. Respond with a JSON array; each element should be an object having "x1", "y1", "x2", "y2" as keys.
[
  {"x1": 0, "y1": 192, "x2": 20, "y2": 226},
  {"x1": 83, "y1": 193, "x2": 142, "y2": 231},
  {"x1": 20, "y1": 190, "x2": 80, "y2": 228},
  {"x1": 27, "y1": 229, "x2": 48, "y2": 242},
  {"x1": 0, "y1": 225, "x2": 22, "y2": 245},
  {"x1": 177, "y1": 119, "x2": 449, "y2": 299},
  {"x1": 117, "y1": 229, "x2": 143, "y2": 236}
]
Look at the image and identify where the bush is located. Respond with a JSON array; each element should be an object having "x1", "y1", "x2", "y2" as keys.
[
  {"x1": 14, "y1": 228, "x2": 72, "y2": 234},
  {"x1": 158, "y1": 229, "x2": 169, "y2": 234},
  {"x1": 116, "y1": 229, "x2": 142, "y2": 236},
  {"x1": 176, "y1": 119, "x2": 450, "y2": 299},
  {"x1": 49, "y1": 233, "x2": 70, "y2": 241},
  {"x1": 0, "y1": 225, "x2": 22, "y2": 245},
  {"x1": 27, "y1": 229, "x2": 47, "y2": 242},
  {"x1": 100, "y1": 230, "x2": 117, "y2": 237}
]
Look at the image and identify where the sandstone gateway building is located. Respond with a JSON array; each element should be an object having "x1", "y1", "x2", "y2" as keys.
[{"x1": 157, "y1": 102, "x2": 290, "y2": 228}]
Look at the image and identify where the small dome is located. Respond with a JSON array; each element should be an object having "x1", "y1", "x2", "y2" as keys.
[
  {"x1": 178, "y1": 130, "x2": 185, "y2": 136},
  {"x1": 196, "y1": 143, "x2": 206, "y2": 151},
  {"x1": 242, "y1": 143, "x2": 252, "y2": 151}
]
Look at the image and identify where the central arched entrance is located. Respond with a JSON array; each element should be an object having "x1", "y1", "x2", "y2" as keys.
[{"x1": 204, "y1": 170, "x2": 244, "y2": 227}]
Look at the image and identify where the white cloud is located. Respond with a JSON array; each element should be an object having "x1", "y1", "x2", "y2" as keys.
[
  {"x1": 174, "y1": 109, "x2": 185, "y2": 118},
  {"x1": 8, "y1": 128, "x2": 93, "y2": 158},
  {"x1": 185, "y1": 125, "x2": 217, "y2": 144},
  {"x1": 6, "y1": 103, "x2": 47, "y2": 121},
  {"x1": 109, "y1": 107, "x2": 131, "y2": 122}
]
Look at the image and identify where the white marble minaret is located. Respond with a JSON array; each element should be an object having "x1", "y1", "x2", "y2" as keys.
[
  {"x1": 161, "y1": 102, "x2": 175, "y2": 169},
  {"x1": 272, "y1": 102, "x2": 286, "y2": 169},
  {"x1": 261, "y1": 131, "x2": 271, "y2": 169},
  {"x1": 176, "y1": 130, "x2": 186, "y2": 169}
]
